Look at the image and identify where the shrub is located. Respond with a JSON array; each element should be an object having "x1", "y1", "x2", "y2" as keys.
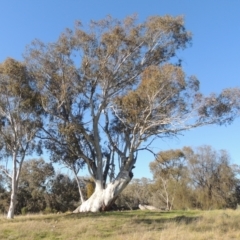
[{"x1": 21, "y1": 207, "x2": 28, "y2": 215}]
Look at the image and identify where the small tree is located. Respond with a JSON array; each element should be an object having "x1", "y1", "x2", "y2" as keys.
[
  {"x1": 0, "y1": 58, "x2": 42, "y2": 218},
  {"x1": 150, "y1": 146, "x2": 240, "y2": 210},
  {"x1": 48, "y1": 173, "x2": 80, "y2": 212},
  {"x1": 0, "y1": 173, "x2": 9, "y2": 214},
  {"x1": 17, "y1": 158, "x2": 54, "y2": 213},
  {"x1": 150, "y1": 149, "x2": 188, "y2": 210},
  {"x1": 25, "y1": 15, "x2": 240, "y2": 212},
  {"x1": 117, "y1": 178, "x2": 152, "y2": 210},
  {"x1": 185, "y1": 146, "x2": 239, "y2": 209},
  {"x1": 42, "y1": 144, "x2": 86, "y2": 204}
]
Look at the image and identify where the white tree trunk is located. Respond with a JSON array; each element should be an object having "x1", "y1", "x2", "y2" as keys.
[
  {"x1": 7, "y1": 152, "x2": 20, "y2": 219},
  {"x1": 72, "y1": 169, "x2": 85, "y2": 204},
  {"x1": 7, "y1": 189, "x2": 17, "y2": 219},
  {"x1": 75, "y1": 170, "x2": 132, "y2": 212},
  {"x1": 7, "y1": 160, "x2": 17, "y2": 219}
]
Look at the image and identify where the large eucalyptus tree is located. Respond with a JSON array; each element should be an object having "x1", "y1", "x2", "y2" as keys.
[{"x1": 24, "y1": 15, "x2": 240, "y2": 212}]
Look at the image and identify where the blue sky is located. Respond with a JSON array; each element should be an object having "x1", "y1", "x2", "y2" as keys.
[{"x1": 1, "y1": 1, "x2": 240, "y2": 179}]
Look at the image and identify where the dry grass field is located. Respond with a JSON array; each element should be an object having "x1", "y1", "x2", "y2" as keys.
[{"x1": 1, "y1": 209, "x2": 240, "y2": 240}]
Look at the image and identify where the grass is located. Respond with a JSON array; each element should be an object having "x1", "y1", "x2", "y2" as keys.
[{"x1": 1, "y1": 209, "x2": 240, "y2": 239}]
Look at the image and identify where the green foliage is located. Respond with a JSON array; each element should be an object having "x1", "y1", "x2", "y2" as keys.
[
  {"x1": 43, "y1": 207, "x2": 56, "y2": 214},
  {"x1": 184, "y1": 146, "x2": 239, "y2": 209},
  {"x1": 1, "y1": 158, "x2": 85, "y2": 215},
  {"x1": 148, "y1": 145, "x2": 240, "y2": 210},
  {"x1": 0, "y1": 174, "x2": 10, "y2": 214},
  {"x1": 117, "y1": 178, "x2": 153, "y2": 209},
  {"x1": 16, "y1": 158, "x2": 55, "y2": 214},
  {"x1": 47, "y1": 174, "x2": 80, "y2": 212},
  {"x1": 0, "y1": 188, "x2": 9, "y2": 214},
  {"x1": 21, "y1": 207, "x2": 28, "y2": 215}
]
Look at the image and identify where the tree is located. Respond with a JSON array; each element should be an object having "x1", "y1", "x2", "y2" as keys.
[
  {"x1": 184, "y1": 146, "x2": 239, "y2": 209},
  {"x1": 149, "y1": 149, "x2": 189, "y2": 210},
  {"x1": 48, "y1": 173, "x2": 80, "y2": 212},
  {"x1": 24, "y1": 15, "x2": 240, "y2": 212},
  {"x1": 16, "y1": 158, "x2": 54, "y2": 213},
  {"x1": 44, "y1": 143, "x2": 86, "y2": 204},
  {"x1": 150, "y1": 146, "x2": 240, "y2": 210},
  {"x1": 117, "y1": 178, "x2": 153, "y2": 210},
  {"x1": 0, "y1": 173, "x2": 9, "y2": 214},
  {"x1": 0, "y1": 58, "x2": 42, "y2": 218}
]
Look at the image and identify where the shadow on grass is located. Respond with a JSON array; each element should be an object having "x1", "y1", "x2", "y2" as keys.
[
  {"x1": 64, "y1": 210, "x2": 163, "y2": 219},
  {"x1": 133, "y1": 215, "x2": 201, "y2": 226},
  {"x1": 64, "y1": 210, "x2": 202, "y2": 226}
]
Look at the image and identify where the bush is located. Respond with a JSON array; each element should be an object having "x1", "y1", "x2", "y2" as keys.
[
  {"x1": 86, "y1": 179, "x2": 95, "y2": 199},
  {"x1": 21, "y1": 207, "x2": 28, "y2": 215},
  {"x1": 43, "y1": 207, "x2": 56, "y2": 214}
]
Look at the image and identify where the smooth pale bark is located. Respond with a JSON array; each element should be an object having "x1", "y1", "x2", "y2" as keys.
[
  {"x1": 76, "y1": 178, "x2": 85, "y2": 204},
  {"x1": 74, "y1": 170, "x2": 132, "y2": 212},
  {"x1": 7, "y1": 152, "x2": 18, "y2": 219},
  {"x1": 7, "y1": 184, "x2": 17, "y2": 219},
  {"x1": 72, "y1": 170, "x2": 85, "y2": 204}
]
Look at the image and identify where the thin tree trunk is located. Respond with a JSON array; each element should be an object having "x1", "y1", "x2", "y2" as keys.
[
  {"x1": 7, "y1": 152, "x2": 17, "y2": 219},
  {"x1": 7, "y1": 185, "x2": 17, "y2": 219},
  {"x1": 73, "y1": 170, "x2": 85, "y2": 204}
]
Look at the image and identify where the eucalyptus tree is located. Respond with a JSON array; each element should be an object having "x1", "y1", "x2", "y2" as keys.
[
  {"x1": 48, "y1": 173, "x2": 80, "y2": 212},
  {"x1": 151, "y1": 146, "x2": 240, "y2": 209},
  {"x1": 184, "y1": 146, "x2": 239, "y2": 209},
  {"x1": 17, "y1": 158, "x2": 54, "y2": 213},
  {"x1": 0, "y1": 58, "x2": 42, "y2": 218},
  {"x1": 25, "y1": 15, "x2": 240, "y2": 212},
  {"x1": 149, "y1": 149, "x2": 188, "y2": 210}
]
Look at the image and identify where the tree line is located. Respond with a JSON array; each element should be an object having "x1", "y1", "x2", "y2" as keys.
[
  {"x1": 0, "y1": 158, "x2": 95, "y2": 215},
  {"x1": 119, "y1": 145, "x2": 240, "y2": 210},
  {"x1": 1, "y1": 15, "x2": 240, "y2": 218},
  {"x1": 1, "y1": 145, "x2": 239, "y2": 215}
]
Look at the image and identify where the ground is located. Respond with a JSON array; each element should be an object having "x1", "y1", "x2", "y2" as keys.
[{"x1": 1, "y1": 209, "x2": 240, "y2": 239}]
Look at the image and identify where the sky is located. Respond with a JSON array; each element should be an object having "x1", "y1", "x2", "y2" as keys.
[{"x1": 0, "y1": 0, "x2": 240, "y2": 179}]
